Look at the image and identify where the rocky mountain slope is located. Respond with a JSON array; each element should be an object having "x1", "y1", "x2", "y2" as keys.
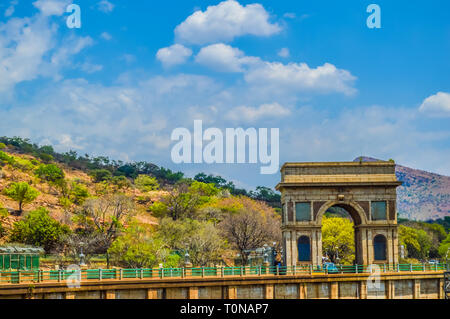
[{"x1": 354, "y1": 157, "x2": 450, "y2": 221}]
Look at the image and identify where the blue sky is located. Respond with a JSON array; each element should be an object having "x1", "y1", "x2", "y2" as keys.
[{"x1": 0, "y1": 0, "x2": 449, "y2": 190}]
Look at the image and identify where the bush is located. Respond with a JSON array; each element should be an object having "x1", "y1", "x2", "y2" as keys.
[
  {"x1": 89, "y1": 169, "x2": 112, "y2": 183},
  {"x1": 10, "y1": 207, "x2": 70, "y2": 252},
  {"x1": 35, "y1": 164, "x2": 65, "y2": 186},
  {"x1": 134, "y1": 175, "x2": 159, "y2": 192}
]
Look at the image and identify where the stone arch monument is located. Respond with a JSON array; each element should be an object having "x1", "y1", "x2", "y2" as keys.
[{"x1": 275, "y1": 161, "x2": 402, "y2": 267}]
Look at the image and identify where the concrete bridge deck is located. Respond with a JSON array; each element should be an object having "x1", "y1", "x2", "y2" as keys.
[{"x1": 0, "y1": 270, "x2": 445, "y2": 299}]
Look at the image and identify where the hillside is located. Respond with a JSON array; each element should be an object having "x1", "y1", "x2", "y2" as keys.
[
  {"x1": 0, "y1": 150, "x2": 162, "y2": 240},
  {"x1": 354, "y1": 157, "x2": 450, "y2": 221}
]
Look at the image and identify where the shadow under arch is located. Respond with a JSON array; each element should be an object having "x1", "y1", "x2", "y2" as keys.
[{"x1": 316, "y1": 200, "x2": 368, "y2": 226}]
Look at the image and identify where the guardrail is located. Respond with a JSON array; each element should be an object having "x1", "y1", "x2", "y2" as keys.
[{"x1": 0, "y1": 263, "x2": 447, "y2": 285}]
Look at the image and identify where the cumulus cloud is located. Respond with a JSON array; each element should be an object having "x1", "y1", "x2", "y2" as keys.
[
  {"x1": 97, "y1": 0, "x2": 114, "y2": 13},
  {"x1": 226, "y1": 102, "x2": 290, "y2": 123},
  {"x1": 33, "y1": 0, "x2": 69, "y2": 17},
  {"x1": 419, "y1": 92, "x2": 450, "y2": 117},
  {"x1": 156, "y1": 44, "x2": 193, "y2": 67},
  {"x1": 245, "y1": 62, "x2": 357, "y2": 95},
  {"x1": 277, "y1": 47, "x2": 290, "y2": 58},
  {"x1": 195, "y1": 43, "x2": 259, "y2": 72},
  {"x1": 174, "y1": 0, "x2": 281, "y2": 45},
  {"x1": 4, "y1": 0, "x2": 19, "y2": 17},
  {"x1": 194, "y1": 44, "x2": 356, "y2": 95},
  {"x1": 0, "y1": 1, "x2": 92, "y2": 94},
  {"x1": 100, "y1": 32, "x2": 112, "y2": 41}
]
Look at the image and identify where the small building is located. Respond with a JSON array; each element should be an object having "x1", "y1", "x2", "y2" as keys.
[{"x1": 0, "y1": 246, "x2": 44, "y2": 270}]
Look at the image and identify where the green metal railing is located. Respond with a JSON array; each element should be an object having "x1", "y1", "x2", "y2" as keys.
[{"x1": 0, "y1": 263, "x2": 447, "y2": 285}]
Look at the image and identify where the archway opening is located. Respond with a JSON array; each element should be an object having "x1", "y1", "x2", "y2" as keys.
[{"x1": 321, "y1": 205, "x2": 357, "y2": 265}]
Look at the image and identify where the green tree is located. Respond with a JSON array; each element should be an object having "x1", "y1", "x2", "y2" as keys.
[
  {"x1": 438, "y1": 233, "x2": 450, "y2": 259},
  {"x1": 134, "y1": 174, "x2": 159, "y2": 192},
  {"x1": 399, "y1": 225, "x2": 432, "y2": 261},
  {"x1": 69, "y1": 181, "x2": 90, "y2": 205},
  {"x1": 150, "y1": 182, "x2": 219, "y2": 220},
  {"x1": 0, "y1": 142, "x2": 6, "y2": 150},
  {"x1": 35, "y1": 164, "x2": 65, "y2": 191},
  {"x1": 108, "y1": 221, "x2": 179, "y2": 268},
  {"x1": 89, "y1": 169, "x2": 112, "y2": 183},
  {"x1": 322, "y1": 216, "x2": 355, "y2": 264},
  {"x1": 111, "y1": 176, "x2": 132, "y2": 190},
  {"x1": 3, "y1": 182, "x2": 39, "y2": 213},
  {"x1": 0, "y1": 204, "x2": 8, "y2": 238},
  {"x1": 10, "y1": 207, "x2": 70, "y2": 252}
]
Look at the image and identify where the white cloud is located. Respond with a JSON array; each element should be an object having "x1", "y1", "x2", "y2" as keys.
[
  {"x1": 277, "y1": 47, "x2": 290, "y2": 58},
  {"x1": 4, "y1": 0, "x2": 18, "y2": 17},
  {"x1": 175, "y1": 0, "x2": 281, "y2": 45},
  {"x1": 226, "y1": 102, "x2": 290, "y2": 123},
  {"x1": 33, "y1": 0, "x2": 69, "y2": 17},
  {"x1": 195, "y1": 43, "x2": 259, "y2": 72},
  {"x1": 156, "y1": 44, "x2": 192, "y2": 67},
  {"x1": 283, "y1": 12, "x2": 296, "y2": 19},
  {"x1": 0, "y1": 2, "x2": 93, "y2": 94},
  {"x1": 100, "y1": 32, "x2": 112, "y2": 41},
  {"x1": 79, "y1": 62, "x2": 103, "y2": 74},
  {"x1": 97, "y1": 0, "x2": 114, "y2": 13},
  {"x1": 245, "y1": 62, "x2": 357, "y2": 95},
  {"x1": 419, "y1": 92, "x2": 450, "y2": 117}
]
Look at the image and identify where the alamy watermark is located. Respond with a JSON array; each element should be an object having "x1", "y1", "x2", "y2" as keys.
[{"x1": 171, "y1": 120, "x2": 279, "y2": 175}]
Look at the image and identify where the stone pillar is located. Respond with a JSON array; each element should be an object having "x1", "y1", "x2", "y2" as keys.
[
  {"x1": 367, "y1": 229, "x2": 373, "y2": 264},
  {"x1": 264, "y1": 284, "x2": 274, "y2": 299},
  {"x1": 227, "y1": 286, "x2": 237, "y2": 299},
  {"x1": 359, "y1": 281, "x2": 367, "y2": 299},
  {"x1": 438, "y1": 278, "x2": 444, "y2": 299},
  {"x1": 146, "y1": 288, "x2": 158, "y2": 299},
  {"x1": 298, "y1": 283, "x2": 306, "y2": 299},
  {"x1": 105, "y1": 290, "x2": 115, "y2": 299},
  {"x1": 291, "y1": 231, "x2": 297, "y2": 265},
  {"x1": 188, "y1": 287, "x2": 198, "y2": 299},
  {"x1": 330, "y1": 282, "x2": 338, "y2": 299},
  {"x1": 284, "y1": 232, "x2": 292, "y2": 267},
  {"x1": 413, "y1": 279, "x2": 420, "y2": 299},
  {"x1": 386, "y1": 280, "x2": 394, "y2": 299},
  {"x1": 317, "y1": 230, "x2": 323, "y2": 266},
  {"x1": 311, "y1": 230, "x2": 318, "y2": 266},
  {"x1": 360, "y1": 228, "x2": 368, "y2": 265}
]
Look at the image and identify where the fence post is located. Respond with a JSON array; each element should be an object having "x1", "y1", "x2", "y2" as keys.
[
  {"x1": 240, "y1": 266, "x2": 243, "y2": 277},
  {"x1": 310, "y1": 264, "x2": 312, "y2": 274},
  {"x1": 201, "y1": 267, "x2": 205, "y2": 278},
  {"x1": 410, "y1": 264, "x2": 413, "y2": 272},
  {"x1": 293, "y1": 265, "x2": 296, "y2": 275},
  {"x1": 383, "y1": 264, "x2": 386, "y2": 273},
  {"x1": 140, "y1": 268, "x2": 143, "y2": 279},
  {"x1": 18, "y1": 270, "x2": 21, "y2": 284},
  {"x1": 99, "y1": 269, "x2": 103, "y2": 281},
  {"x1": 423, "y1": 263, "x2": 425, "y2": 272},
  {"x1": 435, "y1": 263, "x2": 438, "y2": 271},
  {"x1": 119, "y1": 269, "x2": 123, "y2": 280},
  {"x1": 356, "y1": 265, "x2": 358, "y2": 274},
  {"x1": 276, "y1": 265, "x2": 280, "y2": 276},
  {"x1": 221, "y1": 266, "x2": 224, "y2": 278},
  {"x1": 397, "y1": 264, "x2": 400, "y2": 272},
  {"x1": 37, "y1": 270, "x2": 41, "y2": 283},
  {"x1": 58, "y1": 269, "x2": 62, "y2": 283}
]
